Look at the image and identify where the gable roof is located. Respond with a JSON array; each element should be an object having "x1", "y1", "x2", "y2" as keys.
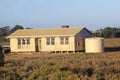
[{"x1": 7, "y1": 27, "x2": 87, "y2": 38}]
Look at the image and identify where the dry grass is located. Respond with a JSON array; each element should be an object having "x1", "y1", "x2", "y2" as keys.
[
  {"x1": 104, "y1": 38, "x2": 120, "y2": 47},
  {"x1": 104, "y1": 38, "x2": 120, "y2": 52},
  {"x1": 0, "y1": 38, "x2": 120, "y2": 80},
  {"x1": 4, "y1": 53, "x2": 75, "y2": 61}
]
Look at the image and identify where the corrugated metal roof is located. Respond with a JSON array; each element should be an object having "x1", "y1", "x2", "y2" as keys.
[{"x1": 7, "y1": 27, "x2": 85, "y2": 38}]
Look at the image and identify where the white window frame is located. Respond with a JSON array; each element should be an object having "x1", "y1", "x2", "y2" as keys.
[
  {"x1": 60, "y1": 37, "x2": 69, "y2": 45},
  {"x1": 46, "y1": 37, "x2": 55, "y2": 45},
  {"x1": 17, "y1": 38, "x2": 30, "y2": 49}
]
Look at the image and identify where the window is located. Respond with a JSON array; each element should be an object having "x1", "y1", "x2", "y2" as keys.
[
  {"x1": 46, "y1": 38, "x2": 55, "y2": 45},
  {"x1": 51, "y1": 38, "x2": 55, "y2": 45},
  {"x1": 18, "y1": 39, "x2": 21, "y2": 44},
  {"x1": 46, "y1": 38, "x2": 50, "y2": 45},
  {"x1": 17, "y1": 38, "x2": 30, "y2": 49},
  {"x1": 22, "y1": 39, "x2": 25, "y2": 44},
  {"x1": 65, "y1": 37, "x2": 69, "y2": 44},
  {"x1": 60, "y1": 37, "x2": 69, "y2": 45},
  {"x1": 76, "y1": 42, "x2": 80, "y2": 46},
  {"x1": 27, "y1": 39, "x2": 30, "y2": 44},
  {"x1": 60, "y1": 37, "x2": 64, "y2": 44},
  {"x1": 18, "y1": 39, "x2": 21, "y2": 49}
]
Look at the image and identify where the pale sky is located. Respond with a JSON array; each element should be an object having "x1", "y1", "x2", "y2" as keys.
[{"x1": 0, "y1": 0, "x2": 120, "y2": 30}]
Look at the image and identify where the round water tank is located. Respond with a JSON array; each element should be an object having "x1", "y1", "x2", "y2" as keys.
[{"x1": 85, "y1": 37, "x2": 104, "y2": 53}]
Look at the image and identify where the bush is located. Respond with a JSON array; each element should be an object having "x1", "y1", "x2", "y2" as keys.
[{"x1": 0, "y1": 45, "x2": 4, "y2": 66}]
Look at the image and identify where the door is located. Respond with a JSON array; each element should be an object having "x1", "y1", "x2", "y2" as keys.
[
  {"x1": 80, "y1": 39, "x2": 85, "y2": 51},
  {"x1": 38, "y1": 39, "x2": 41, "y2": 51},
  {"x1": 76, "y1": 38, "x2": 85, "y2": 51},
  {"x1": 35, "y1": 38, "x2": 38, "y2": 52}
]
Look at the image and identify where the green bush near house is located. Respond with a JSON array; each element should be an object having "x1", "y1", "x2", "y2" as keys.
[{"x1": 0, "y1": 45, "x2": 4, "y2": 66}]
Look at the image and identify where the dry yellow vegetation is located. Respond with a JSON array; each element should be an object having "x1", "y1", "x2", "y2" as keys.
[{"x1": 0, "y1": 38, "x2": 120, "y2": 80}]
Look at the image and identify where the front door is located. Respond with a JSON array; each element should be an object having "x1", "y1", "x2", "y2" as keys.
[
  {"x1": 35, "y1": 38, "x2": 38, "y2": 52},
  {"x1": 38, "y1": 39, "x2": 41, "y2": 51},
  {"x1": 80, "y1": 38, "x2": 85, "y2": 51}
]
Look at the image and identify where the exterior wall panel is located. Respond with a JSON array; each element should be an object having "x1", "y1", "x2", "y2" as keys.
[
  {"x1": 10, "y1": 38, "x2": 17, "y2": 52},
  {"x1": 10, "y1": 38, "x2": 36, "y2": 52},
  {"x1": 40, "y1": 37, "x2": 75, "y2": 52}
]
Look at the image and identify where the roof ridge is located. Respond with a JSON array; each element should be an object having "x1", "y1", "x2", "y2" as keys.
[
  {"x1": 7, "y1": 27, "x2": 85, "y2": 38},
  {"x1": 34, "y1": 27, "x2": 83, "y2": 29}
]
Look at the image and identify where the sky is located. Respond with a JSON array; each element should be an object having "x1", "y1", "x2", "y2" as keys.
[{"x1": 0, "y1": 0, "x2": 120, "y2": 31}]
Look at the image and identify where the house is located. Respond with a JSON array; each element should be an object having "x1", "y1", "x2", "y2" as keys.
[{"x1": 7, "y1": 26, "x2": 93, "y2": 53}]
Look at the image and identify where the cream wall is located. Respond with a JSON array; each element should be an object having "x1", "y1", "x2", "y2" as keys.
[
  {"x1": 10, "y1": 38, "x2": 17, "y2": 52},
  {"x1": 10, "y1": 38, "x2": 36, "y2": 52},
  {"x1": 39, "y1": 36, "x2": 75, "y2": 52},
  {"x1": 10, "y1": 36, "x2": 87, "y2": 52}
]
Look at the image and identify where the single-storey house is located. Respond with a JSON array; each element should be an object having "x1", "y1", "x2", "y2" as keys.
[{"x1": 7, "y1": 26, "x2": 93, "y2": 53}]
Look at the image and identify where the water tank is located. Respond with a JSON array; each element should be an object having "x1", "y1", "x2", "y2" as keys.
[{"x1": 85, "y1": 37, "x2": 104, "y2": 53}]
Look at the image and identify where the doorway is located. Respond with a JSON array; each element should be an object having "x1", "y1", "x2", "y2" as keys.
[{"x1": 38, "y1": 39, "x2": 41, "y2": 51}]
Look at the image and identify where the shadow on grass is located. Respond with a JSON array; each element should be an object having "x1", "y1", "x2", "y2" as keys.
[{"x1": 105, "y1": 47, "x2": 120, "y2": 52}]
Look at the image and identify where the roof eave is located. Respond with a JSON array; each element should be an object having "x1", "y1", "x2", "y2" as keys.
[{"x1": 7, "y1": 35, "x2": 75, "y2": 38}]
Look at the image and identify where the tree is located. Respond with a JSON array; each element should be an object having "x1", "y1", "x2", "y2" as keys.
[
  {"x1": 93, "y1": 27, "x2": 120, "y2": 38},
  {"x1": 0, "y1": 26, "x2": 10, "y2": 36},
  {"x1": 8, "y1": 25, "x2": 24, "y2": 35},
  {"x1": 0, "y1": 26, "x2": 10, "y2": 43},
  {"x1": 112, "y1": 31, "x2": 120, "y2": 38}
]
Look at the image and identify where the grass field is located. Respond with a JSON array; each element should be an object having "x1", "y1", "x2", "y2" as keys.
[{"x1": 0, "y1": 38, "x2": 120, "y2": 80}]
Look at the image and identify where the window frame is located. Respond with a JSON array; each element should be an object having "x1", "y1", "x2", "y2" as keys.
[
  {"x1": 22, "y1": 39, "x2": 26, "y2": 44},
  {"x1": 65, "y1": 37, "x2": 69, "y2": 44},
  {"x1": 46, "y1": 38, "x2": 50, "y2": 45},
  {"x1": 46, "y1": 37, "x2": 55, "y2": 45},
  {"x1": 60, "y1": 37, "x2": 69, "y2": 45},
  {"x1": 60, "y1": 37, "x2": 64, "y2": 45},
  {"x1": 76, "y1": 42, "x2": 80, "y2": 47},
  {"x1": 18, "y1": 39, "x2": 21, "y2": 44},
  {"x1": 27, "y1": 39, "x2": 30, "y2": 44},
  {"x1": 17, "y1": 38, "x2": 30, "y2": 49},
  {"x1": 51, "y1": 38, "x2": 55, "y2": 45}
]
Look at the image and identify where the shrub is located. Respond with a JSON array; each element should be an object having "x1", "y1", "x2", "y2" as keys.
[
  {"x1": 29, "y1": 71, "x2": 40, "y2": 80},
  {"x1": 86, "y1": 68, "x2": 94, "y2": 77},
  {"x1": 59, "y1": 66, "x2": 70, "y2": 71}
]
